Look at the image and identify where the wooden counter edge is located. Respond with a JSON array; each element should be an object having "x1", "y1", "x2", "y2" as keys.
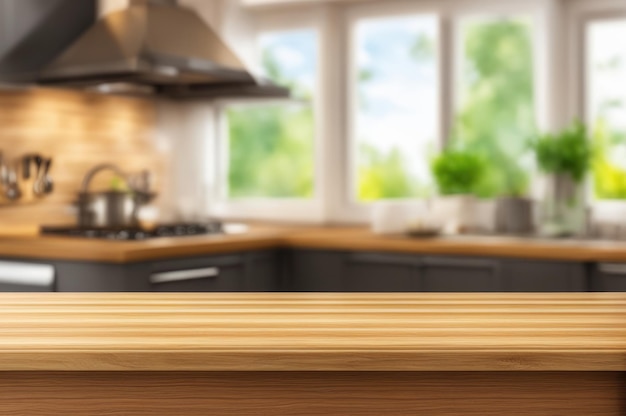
[
  {"x1": 1, "y1": 349, "x2": 624, "y2": 372},
  {"x1": 5, "y1": 226, "x2": 626, "y2": 263}
]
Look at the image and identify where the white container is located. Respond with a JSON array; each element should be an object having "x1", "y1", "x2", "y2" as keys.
[
  {"x1": 430, "y1": 195, "x2": 479, "y2": 234},
  {"x1": 371, "y1": 201, "x2": 424, "y2": 235}
]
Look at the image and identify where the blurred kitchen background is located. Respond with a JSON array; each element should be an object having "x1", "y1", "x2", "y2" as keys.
[{"x1": 0, "y1": 0, "x2": 625, "y2": 239}]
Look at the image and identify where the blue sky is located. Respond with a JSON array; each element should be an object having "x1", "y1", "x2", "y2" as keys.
[
  {"x1": 256, "y1": 17, "x2": 439, "y2": 188},
  {"x1": 260, "y1": 30, "x2": 317, "y2": 94},
  {"x1": 355, "y1": 15, "x2": 439, "y2": 185}
]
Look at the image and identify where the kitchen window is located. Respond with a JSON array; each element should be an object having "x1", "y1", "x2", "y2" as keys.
[
  {"x1": 455, "y1": 15, "x2": 537, "y2": 197},
  {"x1": 585, "y1": 17, "x2": 626, "y2": 200},
  {"x1": 350, "y1": 14, "x2": 440, "y2": 202},
  {"x1": 221, "y1": 29, "x2": 318, "y2": 200},
  {"x1": 212, "y1": 1, "x2": 550, "y2": 223},
  {"x1": 346, "y1": 4, "x2": 541, "y2": 208}
]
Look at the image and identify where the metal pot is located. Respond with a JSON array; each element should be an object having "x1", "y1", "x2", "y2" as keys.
[
  {"x1": 77, "y1": 191, "x2": 155, "y2": 227},
  {"x1": 76, "y1": 163, "x2": 156, "y2": 227}
]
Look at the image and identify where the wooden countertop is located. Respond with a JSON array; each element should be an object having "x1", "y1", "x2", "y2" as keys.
[
  {"x1": 0, "y1": 225, "x2": 287, "y2": 263},
  {"x1": 0, "y1": 293, "x2": 624, "y2": 372},
  {"x1": 3, "y1": 224, "x2": 626, "y2": 263}
]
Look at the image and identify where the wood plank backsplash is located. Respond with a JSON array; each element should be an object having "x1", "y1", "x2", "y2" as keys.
[{"x1": 0, "y1": 87, "x2": 166, "y2": 225}]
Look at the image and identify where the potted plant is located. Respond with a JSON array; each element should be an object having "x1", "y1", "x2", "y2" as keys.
[
  {"x1": 531, "y1": 120, "x2": 593, "y2": 236},
  {"x1": 431, "y1": 148, "x2": 486, "y2": 233}
]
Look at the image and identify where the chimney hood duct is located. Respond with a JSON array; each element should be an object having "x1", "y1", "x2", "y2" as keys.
[{"x1": 38, "y1": 0, "x2": 290, "y2": 99}]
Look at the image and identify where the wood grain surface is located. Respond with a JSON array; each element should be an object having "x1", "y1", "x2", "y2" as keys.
[
  {"x1": 0, "y1": 371, "x2": 623, "y2": 416},
  {"x1": 0, "y1": 293, "x2": 624, "y2": 371},
  {"x1": 4, "y1": 225, "x2": 626, "y2": 263}
]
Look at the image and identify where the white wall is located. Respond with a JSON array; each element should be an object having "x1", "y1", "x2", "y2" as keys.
[
  {"x1": 155, "y1": 101, "x2": 217, "y2": 221},
  {"x1": 151, "y1": 0, "x2": 257, "y2": 220}
]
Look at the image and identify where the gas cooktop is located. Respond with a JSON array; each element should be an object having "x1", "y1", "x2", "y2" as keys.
[{"x1": 40, "y1": 222, "x2": 224, "y2": 241}]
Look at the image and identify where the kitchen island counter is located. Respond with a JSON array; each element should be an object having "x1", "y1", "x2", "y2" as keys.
[
  {"x1": 1, "y1": 292, "x2": 624, "y2": 372},
  {"x1": 0, "y1": 293, "x2": 624, "y2": 415}
]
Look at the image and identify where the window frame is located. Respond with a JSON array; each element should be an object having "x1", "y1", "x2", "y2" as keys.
[
  {"x1": 211, "y1": 0, "x2": 555, "y2": 224},
  {"x1": 565, "y1": 0, "x2": 626, "y2": 222},
  {"x1": 335, "y1": 0, "x2": 549, "y2": 223}
]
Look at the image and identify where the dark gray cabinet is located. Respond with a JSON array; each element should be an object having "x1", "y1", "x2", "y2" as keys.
[
  {"x1": 288, "y1": 250, "x2": 345, "y2": 292},
  {"x1": 345, "y1": 252, "x2": 418, "y2": 292},
  {"x1": 420, "y1": 257, "x2": 500, "y2": 292},
  {"x1": 591, "y1": 263, "x2": 626, "y2": 292},
  {"x1": 0, "y1": 247, "x2": 598, "y2": 293},
  {"x1": 298, "y1": 251, "x2": 589, "y2": 293},
  {"x1": 503, "y1": 260, "x2": 587, "y2": 292},
  {"x1": 244, "y1": 251, "x2": 280, "y2": 292},
  {"x1": 56, "y1": 262, "x2": 148, "y2": 292},
  {"x1": 149, "y1": 254, "x2": 245, "y2": 292},
  {"x1": 53, "y1": 250, "x2": 279, "y2": 293},
  {"x1": 0, "y1": 282, "x2": 52, "y2": 292}
]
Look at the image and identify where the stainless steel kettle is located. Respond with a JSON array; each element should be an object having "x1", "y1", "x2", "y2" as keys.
[{"x1": 76, "y1": 164, "x2": 156, "y2": 227}]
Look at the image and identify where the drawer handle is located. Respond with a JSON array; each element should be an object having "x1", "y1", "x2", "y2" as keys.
[
  {"x1": 150, "y1": 267, "x2": 220, "y2": 284},
  {"x1": 348, "y1": 253, "x2": 420, "y2": 266},
  {"x1": 421, "y1": 258, "x2": 498, "y2": 270},
  {"x1": 598, "y1": 263, "x2": 626, "y2": 275}
]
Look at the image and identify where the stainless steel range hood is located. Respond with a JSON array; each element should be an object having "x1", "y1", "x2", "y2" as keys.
[{"x1": 38, "y1": 0, "x2": 290, "y2": 99}]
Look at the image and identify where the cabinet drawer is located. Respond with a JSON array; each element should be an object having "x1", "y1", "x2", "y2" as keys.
[
  {"x1": 149, "y1": 254, "x2": 245, "y2": 292},
  {"x1": 345, "y1": 252, "x2": 419, "y2": 292},
  {"x1": 420, "y1": 257, "x2": 500, "y2": 292},
  {"x1": 150, "y1": 265, "x2": 244, "y2": 292},
  {"x1": 504, "y1": 260, "x2": 587, "y2": 292},
  {"x1": 289, "y1": 250, "x2": 345, "y2": 292},
  {"x1": 592, "y1": 263, "x2": 626, "y2": 292},
  {"x1": 244, "y1": 251, "x2": 279, "y2": 292}
]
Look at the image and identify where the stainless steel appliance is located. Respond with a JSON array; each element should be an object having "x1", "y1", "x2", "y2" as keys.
[
  {"x1": 0, "y1": 260, "x2": 55, "y2": 292},
  {"x1": 38, "y1": 0, "x2": 290, "y2": 99},
  {"x1": 77, "y1": 163, "x2": 155, "y2": 227},
  {"x1": 41, "y1": 222, "x2": 223, "y2": 241},
  {"x1": 0, "y1": 0, "x2": 289, "y2": 98}
]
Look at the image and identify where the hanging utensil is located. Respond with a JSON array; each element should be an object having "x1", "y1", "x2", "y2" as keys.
[
  {"x1": 5, "y1": 161, "x2": 22, "y2": 201},
  {"x1": 22, "y1": 155, "x2": 32, "y2": 180},
  {"x1": 41, "y1": 158, "x2": 54, "y2": 195},
  {"x1": 32, "y1": 156, "x2": 46, "y2": 197}
]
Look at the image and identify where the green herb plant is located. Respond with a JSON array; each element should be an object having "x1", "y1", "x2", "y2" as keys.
[
  {"x1": 431, "y1": 149, "x2": 486, "y2": 196},
  {"x1": 531, "y1": 120, "x2": 593, "y2": 183}
]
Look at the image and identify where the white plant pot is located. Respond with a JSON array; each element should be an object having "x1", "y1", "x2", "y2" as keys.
[
  {"x1": 370, "y1": 201, "x2": 426, "y2": 235},
  {"x1": 431, "y1": 195, "x2": 479, "y2": 234}
]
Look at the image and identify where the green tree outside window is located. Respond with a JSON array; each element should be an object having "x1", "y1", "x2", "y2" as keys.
[{"x1": 227, "y1": 31, "x2": 316, "y2": 199}]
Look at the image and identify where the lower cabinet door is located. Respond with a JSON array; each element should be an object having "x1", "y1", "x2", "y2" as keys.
[
  {"x1": 420, "y1": 257, "x2": 501, "y2": 292},
  {"x1": 503, "y1": 260, "x2": 588, "y2": 292},
  {"x1": 345, "y1": 253, "x2": 419, "y2": 292},
  {"x1": 149, "y1": 255, "x2": 245, "y2": 292},
  {"x1": 289, "y1": 250, "x2": 345, "y2": 292},
  {"x1": 592, "y1": 263, "x2": 626, "y2": 292},
  {"x1": 150, "y1": 265, "x2": 244, "y2": 292},
  {"x1": 244, "y1": 251, "x2": 279, "y2": 292}
]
